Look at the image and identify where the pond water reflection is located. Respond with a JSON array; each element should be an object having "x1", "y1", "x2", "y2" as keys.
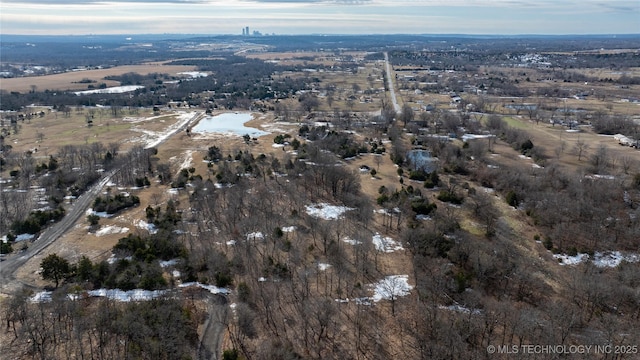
[{"x1": 192, "y1": 112, "x2": 269, "y2": 137}]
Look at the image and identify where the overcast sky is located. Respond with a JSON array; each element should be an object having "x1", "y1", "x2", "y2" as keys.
[{"x1": 1, "y1": 0, "x2": 638, "y2": 36}]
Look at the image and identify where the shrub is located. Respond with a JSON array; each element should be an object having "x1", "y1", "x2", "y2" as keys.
[
  {"x1": 437, "y1": 190, "x2": 463, "y2": 205},
  {"x1": 411, "y1": 198, "x2": 437, "y2": 215},
  {"x1": 633, "y1": 173, "x2": 640, "y2": 190},
  {"x1": 377, "y1": 194, "x2": 389, "y2": 205},
  {"x1": 520, "y1": 139, "x2": 534, "y2": 154},
  {"x1": 424, "y1": 171, "x2": 440, "y2": 188},
  {"x1": 505, "y1": 190, "x2": 519, "y2": 208},
  {"x1": 409, "y1": 170, "x2": 427, "y2": 181},
  {"x1": 0, "y1": 242, "x2": 13, "y2": 254},
  {"x1": 87, "y1": 214, "x2": 100, "y2": 226},
  {"x1": 215, "y1": 271, "x2": 233, "y2": 288},
  {"x1": 223, "y1": 349, "x2": 239, "y2": 360},
  {"x1": 237, "y1": 282, "x2": 251, "y2": 303}
]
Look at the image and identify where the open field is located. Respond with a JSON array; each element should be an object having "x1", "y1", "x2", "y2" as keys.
[{"x1": 0, "y1": 64, "x2": 198, "y2": 93}]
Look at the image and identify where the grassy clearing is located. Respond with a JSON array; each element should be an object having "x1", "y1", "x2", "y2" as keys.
[{"x1": 500, "y1": 116, "x2": 533, "y2": 129}]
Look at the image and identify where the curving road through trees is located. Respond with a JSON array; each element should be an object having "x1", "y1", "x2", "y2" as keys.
[{"x1": 0, "y1": 111, "x2": 204, "y2": 294}]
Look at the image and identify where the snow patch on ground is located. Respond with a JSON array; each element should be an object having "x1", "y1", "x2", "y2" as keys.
[
  {"x1": 593, "y1": 251, "x2": 640, "y2": 267},
  {"x1": 135, "y1": 219, "x2": 158, "y2": 234},
  {"x1": 370, "y1": 275, "x2": 413, "y2": 302},
  {"x1": 305, "y1": 203, "x2": 354, "y2": 220},
  {"x1": 178, "y1": 282, "x2": 229, "y2": 295},
  {"x1": 342, "y1": 237, "x2": 362, "y2": 245},
  {"x1": 372, "y1": 233, "x2": 403, "y2": 252},
  {"x1": 281, "y1": 226, "x2": 296, "y2": 233},
  {"x1": 246, "y1": 232, "x2": 264, "y2": 241},
  {"x1": 178, "y1": 71, "x2": 209, "y2": 78},
  {"x1": 74, "y1": 85, "x2": 144, "y2": 95},
  {"x1": 585, "y1": 174, "x2": 616, "y2": 180},
  {"x1": 176, "y1": 150, "x2": 193, "y2": 172},
  {"x1": 461, "y1": 134, "x2": 494, "y2": 141},
  {"x1": 439, "y1": 304, "x2": 482, "y2": 315},
  {"x1": 553, "y1": 251, "x2": 640, "y2": 267},
  {"x1": 33, "y1": 283, "x2": 228, "y2": 304},
  {"x1": 86, "y1": 288, "x2": 166, "y2": 301},
  {"x1": 139, "y1": 111, "x2": 198, "y2": 149},
  {"x1": 95, "y1": 225, "x2": 129, "y2": 237},
  {"x1": 86, "y1": 208, "x2": 112, "y2": 218},
  {"x1": 318, "y1": 263, "x2": 332, "y2": 271},
  {"x1": 159, "y1": 259, "x2": 179, "y2": 268}
]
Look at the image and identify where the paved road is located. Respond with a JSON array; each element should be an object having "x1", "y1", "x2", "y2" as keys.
[
  {"x1": 0, "y1": 171, "x2": 115, "y2": 294},
  {"x1": 198, "y1": 294, "x2": 229, "y2": 360},
  {"x1": 384, "y1": 52, "x2": 401, "y2": 113},
  {"x1": 0, "y1": 111, "x2": 204, "y2": 295}
]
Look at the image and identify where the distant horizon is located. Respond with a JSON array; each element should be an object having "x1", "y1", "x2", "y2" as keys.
[
  {"x1": 1, "y1": 1, "x2": 638, "y2": 36},
  {"x1": 2, "y1": 33, "x2": 639, "y2": 38}
]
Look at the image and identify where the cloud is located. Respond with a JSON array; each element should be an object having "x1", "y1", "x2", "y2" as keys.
[
  {"x1": 249, "y1": 0, "x2": 370, "y2": 3},
  {"x1": 0, "y1": 0, "x2": 364, "y2": 3},
  {"x1": 2, "y1": 0, "x2": 207, "y2": 3},
  {"x1": 596, "y1": 2, "x2": 640, "y2": 13}
]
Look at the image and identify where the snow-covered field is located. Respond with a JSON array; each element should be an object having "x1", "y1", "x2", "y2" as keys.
[{"x1": 305, "y1": 203, "x2": 354, "y2": 220}]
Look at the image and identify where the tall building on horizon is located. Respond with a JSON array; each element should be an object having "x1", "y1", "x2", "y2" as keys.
[
  {"x1": 242, "y1": 28, "x2": 245, "y2": 36},
  {"x1": 246, "y1": 26, "x2": 250, "y2": 36}
]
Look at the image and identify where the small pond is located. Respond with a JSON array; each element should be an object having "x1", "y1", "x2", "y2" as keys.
[{"x1": 192, "y1": 112, "x2": 269, "y2": 137}]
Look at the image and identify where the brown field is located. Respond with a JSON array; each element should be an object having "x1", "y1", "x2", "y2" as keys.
[{"x1": 0, "y1": 64, "x2": 198, "y2": 93}]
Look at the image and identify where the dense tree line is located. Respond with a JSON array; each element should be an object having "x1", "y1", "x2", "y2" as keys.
[{"x1": 3, "y1": 291, "x2": 199, "y2": 360}]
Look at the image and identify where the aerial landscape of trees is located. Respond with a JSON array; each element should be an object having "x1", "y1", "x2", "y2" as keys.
[{"x1": 1, "y1": 34, "x2": 639, "y2": 359}]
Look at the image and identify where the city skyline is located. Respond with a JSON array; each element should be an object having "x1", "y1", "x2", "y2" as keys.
[{"x1": 1, "y1": 0, "x2": 639, "y2": 36}]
